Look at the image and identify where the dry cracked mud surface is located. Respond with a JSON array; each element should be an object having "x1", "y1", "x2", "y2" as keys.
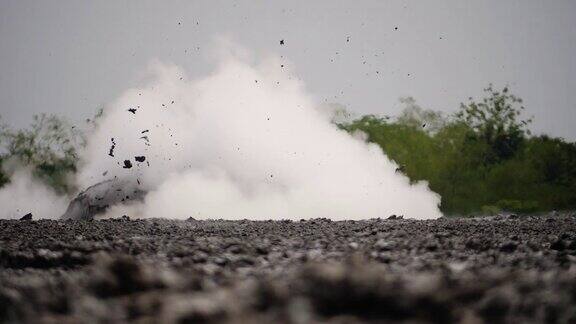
[{"x1": 2, "y1": 214, "x2": 576, "y2": 323}]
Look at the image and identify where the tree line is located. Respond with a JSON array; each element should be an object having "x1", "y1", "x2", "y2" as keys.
[{"x1": 339, "y1": 85, "x2": 576, "y2": 215}]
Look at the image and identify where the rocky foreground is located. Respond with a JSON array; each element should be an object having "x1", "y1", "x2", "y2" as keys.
[{"x1": 1, "y1": 214, "x2": 576, "y2": 323}]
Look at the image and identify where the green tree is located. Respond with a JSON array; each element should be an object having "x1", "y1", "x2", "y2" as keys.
[
  {"x1": 339, "y1": 86, "x2": 576, "y2": 215},
  {"x1": 456, "y1": 85, "x2": 532, "y2": 163},
  {"x1": 0, "y1": 114, "x2": 84, "y2": 193}
]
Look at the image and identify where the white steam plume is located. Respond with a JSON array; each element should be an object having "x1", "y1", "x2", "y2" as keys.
[
  {"x1": 74, "y1": 41, "x2": 441, "y2": 220},
  {"x1": 0, "y1": 167, "x2": 69, "y2": 219}
]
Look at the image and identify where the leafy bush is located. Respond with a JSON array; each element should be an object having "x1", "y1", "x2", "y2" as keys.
[
  {"x1": 340, "y1": 85, "x2": 576, "y2": 215},
  {"x1": 481, "y1": 205, "x2": 501, "y2": 215},
  {"x1": 0, "y1": 114, "x2": 84, "y2": 194},
  {"x1": 496, "y1": 200, "x2": 539, "y2": 214}
]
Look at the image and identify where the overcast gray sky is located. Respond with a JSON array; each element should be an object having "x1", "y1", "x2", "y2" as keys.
[{"x1": 1, "y1": 0, "x2": 575, "y2": 140}]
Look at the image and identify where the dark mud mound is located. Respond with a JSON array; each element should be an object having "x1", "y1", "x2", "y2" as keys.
[
  {"x1": 1, "y1": 214, "x2": 576, "y2": 323},
  {"x1": 60, "y1": 180, "x2": 146, "y2": 220}
]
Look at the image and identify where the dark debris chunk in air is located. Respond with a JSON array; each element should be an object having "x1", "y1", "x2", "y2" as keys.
[
  {"x1": 279, "y1": 39, "x2": 284, "y2": 45},
  {"x1": 109, "y1": 138, "x2": 116, "y2": 157},
  {"x1": 20, "y1": 213, "x2": 33, "y2": 221},
  {"x1": 135, "y1": 156, "x2": 146, "y2": 163},
  {"x1": 123, "y1": 160, "x2": 133, "y2": 169}
]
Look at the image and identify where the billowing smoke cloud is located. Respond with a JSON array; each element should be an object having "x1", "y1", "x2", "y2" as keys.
[
  {"x1": 75, "y1": 42, "x2": 442, "y2": 220},
  {"x1": 0, "y1": 41, "x2": 441, "y2": 220},
  {"x1": 0, "y1": 165, "x2": 69, "y2": 219}
]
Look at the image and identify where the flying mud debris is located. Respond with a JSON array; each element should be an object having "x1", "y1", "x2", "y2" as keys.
[
  {"x1": 123, "y1": 160, "x2": 133, "y2": 169},
  {"x1": 108, "y1": 138, "x2": 116, "y2": 157}
]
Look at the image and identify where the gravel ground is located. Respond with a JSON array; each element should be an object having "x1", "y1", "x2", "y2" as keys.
[{"x1": 1, "y1": 214, "x2": 576, "y2": 323}]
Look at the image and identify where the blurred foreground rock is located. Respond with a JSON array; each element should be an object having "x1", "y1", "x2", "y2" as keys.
[{"x1": 1, "y1": 214, "x2": 576, "y2": 323}]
